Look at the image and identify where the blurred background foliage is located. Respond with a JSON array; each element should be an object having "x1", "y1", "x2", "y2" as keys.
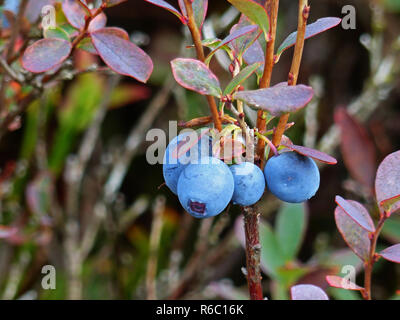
[{"x1": 0, "y1": 0, "x2": 399, "y2": 300}]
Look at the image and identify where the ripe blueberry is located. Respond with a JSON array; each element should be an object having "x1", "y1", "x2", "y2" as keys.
[
  {"x1": 264, "y1": 151, "x2": 320, "y2": 203},
  {"x1": 230, "y1": 162, "x2": 265, "y2": 206},
  {"x1": 177, "y1": 156, "x2": 234, "y2": 218},
  {"x1": 163, "y1": 131, "x2": 212, "y2": 194}
]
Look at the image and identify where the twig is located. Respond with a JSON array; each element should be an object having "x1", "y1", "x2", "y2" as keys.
[
  {"x1": 183, "y1": 0, "x2": 222, "y2": 131},
  {"x1": 242, "y1": 206, "x2": 263, "y2": 300},
  {"x1": 146, "y1": 196, "x2": 166, "y2": 300},
  {"x1": 363, "y1": 213, "x2": 388, "y2": 300},
  {"x1": 256, "y1": 0, "x2": 280, "y2": 166},
  {"x1": 271, "y1": 0, "x2": 309, "y2": 148}
]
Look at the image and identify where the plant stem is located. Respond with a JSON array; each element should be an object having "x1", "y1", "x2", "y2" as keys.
[
  {"x1": 183, "y1": 0, "x2": 222, "y2": 132},
  {"x1": 363, "y1": 213, "x2": 387, "y2": 300},
  {"x1": 71, "y1": 4, "x2": 106, "y2": 48},
  {"x1": 256, "y1": 0, "x2": 280, "y2": 167},
  {"x1": 271, "y1": 0, "x2": 309, "y2": 148},
  {"x1": 242, "y1": 206, "x2": 263, "y2": 300}
]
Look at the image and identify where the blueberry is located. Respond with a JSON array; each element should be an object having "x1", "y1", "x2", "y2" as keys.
[
  {"x1": 264, "y1": 151, "x2": 320, "y2": 203},
  {"x1": 230, "y1": 162, "x2": 265, "y2": 206},
  {"x1": 163, "y1": 131, "x2": 212, "y2": 194},
  {"x1": 177, "y1": 156, "x2": 234, "y2": 218}
]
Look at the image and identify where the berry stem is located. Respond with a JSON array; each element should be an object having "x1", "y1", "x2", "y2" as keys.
[
  {"x1": 182, "y1": 0, "x2": 222, "y2": 132},
  {"x1": 271, "y1": 0, "x2": 309, "y2": 149}
]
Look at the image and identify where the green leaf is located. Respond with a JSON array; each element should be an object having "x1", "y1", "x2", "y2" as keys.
[
  {"x1": 276, "y1": 203, "x2": 307, "y2": 262},
  {"x1": 171, "y1": 58, "x2": 222, "y2": 97},
  {"x1": 382, "y1": 216, "x2": 400, "y2": 243},
  {"x1": 224, "y1": 62, "x2": 261, "y2": 95},
  {"x1": 44, "y1": 27, "x2": 70, "y2": 41},
  {"x1": 259, "y1": 220, "x2": 286, "y2": 279},
  {"x1": 329, "y1": 287, "x2": 361, "y2": 300},
  {"x1": 227, "y1": 0, "x2": 270, "y2": 40}
]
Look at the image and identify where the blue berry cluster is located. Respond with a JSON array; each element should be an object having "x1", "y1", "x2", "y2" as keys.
[{"x1": 163, "y1": 133, "x2": 320, "y2": 218}]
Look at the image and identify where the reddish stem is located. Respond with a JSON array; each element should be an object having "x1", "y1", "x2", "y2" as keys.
[
  {"x1": 243, "y1": 206, "x2": 263, "y2": 300},
  {"x1": 271, "y1": 0, "x2": 309, "y2": 148},
  {"x1": 363, "y1": 213, "x2": 387, "y2": 300},
  {"x1": 182, "y1": 0, "x2": 222, "y2": 132}
]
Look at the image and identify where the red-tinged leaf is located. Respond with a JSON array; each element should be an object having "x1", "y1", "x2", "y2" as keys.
[
  {"x1": 242, "y1": 39, "x2": 264, "y2": 76},
  {"x1": 0, "y1": 225, "x2": 17, "y2": 239},
  {"x1": 144, "y1": 0, "x2": 186, "y2": 24},
  {"x1": 62, "y1": 0, "x2": 88, "y2": 30},
  {"x1": 335, "y1": 107, "x2": 376, "y2": 192},
  {"x1": 229, "y1": 14, "x2": 261, "y2": 57},
  {"x1": 326, "y1": 275, "x2": 363, "y2": 291},
  {"x1": 91, "y1": 27, "x2": 153, "y2": 83},
  {"x1": 233, "y1": 82, "x2": 314, "y2": 116},
  {"x1": 178, "y1": 0, "x2": 208, "y2": 29},
  {"x1": 335, "y1": 196, "x2": 375, "y2": 232},
  {"x1": 103, "y1": 0, "x2": 127, "y2": 7},
  {"x1": 379, "y1": 244, "x2": 400, "y2": 263},
  {"x1": 380, "y1": 194, "x2": 400, "y2": 214},
  {"x1": 22, "y1": 38, "x2": 72, "y2": 73},
  {"x1": 281, "y1": 143, "x2": 337, "y2": 165},
  {"x1": 88, "y1": 11, "x2": 107, "y2": 32},
  {"x1": 335, "y1": 202, "x2": 371, "y2": 261},
  {"x1": 227, "y1": 0, "x2": 270, "y2": 38},
  {"x1": 171, "y1": 58, "x2": 222, "y2": 97},
  {"x1": 205, "y1": 25, "x2": 258, "y2": 64},
  {"x1": 375, "y1": 151, "x2": 400, "y2": 214},
  {"x1": 276, "y1": 17, "x2": 342, "y2": 63},
  {"x1": 290, "y1": 284, "x2": 329, "y2": 300}
]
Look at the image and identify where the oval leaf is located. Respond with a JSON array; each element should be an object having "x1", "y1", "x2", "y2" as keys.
[
  {"x1": 326, "y1": 275, "x2": 363, "y2": 291},
  {"x1": 88, "y1": 11, "x2": 107, "y2": 32},
  {"x1": 22, "y1": 38, "x2": 72, "y2": 73},
  {"x1": 224, "y1": 62, "x2": 261, "y2": 95},
  {"x1": 171, "y1": 58, "x2": 222, "y2": 97},
  {"x1": 230, "y1": 14, "x2": 261, "y2": 58},
  {"x1": 233, "y1": 83, "x2": 314, "y2": 116},
  {"x1": 62, "y1": 0, "x2": 87, "y2": 30},
  {"x1": 228, "y1": 0, "x2": 270, "y2": 38},
  {"x1": 91, "y1": 27, "x2": 153, "y2": 83},
  {"x1": 335, "y1": 107, "x2": 376, "y2": 192},
  {"x1": 144, "y1": 0, "x2": 186, "y2": 23},
  {"x1": 375, "y1": 151, "x2": 400, "y2": 214},
  {"x1": 282, "y1": 143, "x2": 337, "y2": 165},
  {"x1": 335, "y1": 201, "x2": 371, "y2": 261},
  {"x1": 379, "y1": 244, "x2": 400, "y2": 263},
  {"x1": 335, "y1": 196, "x2": 375, "y2": 232},
  {"x1": 205, "y1": 24, "x2": 258, "y2": 64},
  {"x1": 290, "y1": 284, "x2": 329, "y2": 300},
  {"x1": 276, "y1": 17, "x2": 342, "y2": 62}
]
